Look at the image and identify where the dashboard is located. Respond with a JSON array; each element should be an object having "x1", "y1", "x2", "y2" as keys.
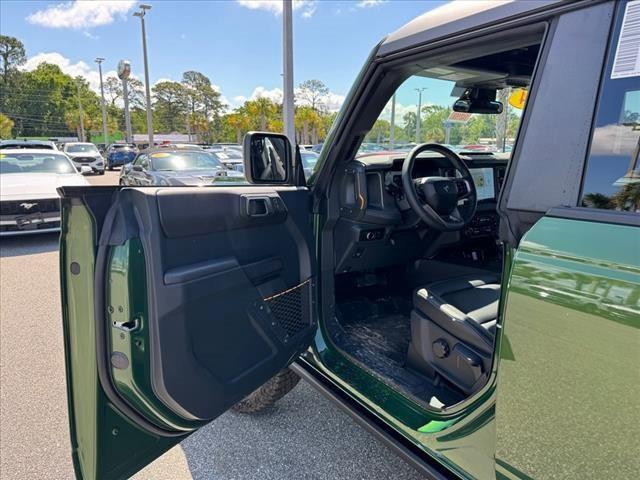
[{"x1": 334, "y1": 153, "x2": 508, "y2": 274}]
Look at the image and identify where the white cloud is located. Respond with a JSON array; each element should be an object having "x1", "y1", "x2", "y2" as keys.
[
  {"x1": 82, "y1": 30, "x2": 99, "y2": 39},
  {"x1": 377, "y1": 99, "x2": 422, "y2": 127},
  {"x1": 27, "y1": 1, "x2": 136, "y2": 29},
  {"x1": 237, "y1": 0, "x2": 317, "y2": 18},
  {"x1": 356, "y1": 0, "x2": 386, "y2": 7},
  {"x1": 250, "y1": 86, "x2": 284, "y2": 103},
  {"x1": 153, "y1": 77, "x2": 174, "y2": 86}
]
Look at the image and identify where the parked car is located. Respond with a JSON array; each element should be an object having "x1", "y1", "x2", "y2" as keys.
[
  {"x1": 58, "y1": 1, "x2": 639, "y2": 480},
  {"x1": 0, "y1": 139, "x2": 58, "y2": 150},
  {"x1": 206, "y1": 148, "x2": 244, "y2": 171},
  {"x1": 0, "y1": 149, "x2": 90, "y2": 235},
  {"x1": 105, "y1": 143, "x2": 138, "y2": 170},
  {"x1": 119, "y1": 148, "x2": 245, "y2": 186},
  {"x1": 62, "y1": 142, "x2": 105, "y2": 175}
]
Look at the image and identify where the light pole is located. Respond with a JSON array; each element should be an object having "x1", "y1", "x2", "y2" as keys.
[
  {"x1": 134, "y1": 4, "x2": 154, "y2": 147},
  {"x1": 414, "y1": 87, "x2": 427, "y2": 143},
  {"x1": 76, "y1": 79, "x2": 85, "y2": 142},
  {"x1": 95, "y1": 57, "x2": 108, "y2": 146},
  {"x1": 282, "y1": 0, "x2": 295, "y2": 148},
  {"x1": 117, "y1": 60, "x2": 133, "y2": 143}
]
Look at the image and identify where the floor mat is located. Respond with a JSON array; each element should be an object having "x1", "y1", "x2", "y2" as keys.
[{"x1": 332, "y1": 296, "x2": 464, "y2": 408}]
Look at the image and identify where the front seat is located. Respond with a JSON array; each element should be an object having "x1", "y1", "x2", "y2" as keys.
[{"x1": 407, "y1": 274, "x2": 500, "y2": 394}]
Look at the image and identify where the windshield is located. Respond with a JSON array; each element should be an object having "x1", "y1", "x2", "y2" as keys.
[
  {"x1": 66, "y1": 144, "x2": 99, "y2": 154},
  {"x1": 150, "y1": 151, "x2": 224, "y2": 171},
  {"x1": 365, "y1": 43, "x2": 540, "y2": 157},
  {"x1": 0, "y1": 152, "x2": 76, "y2": 174},
  {"x1": 111, "y1": 144, "x2": 135, "y2": 151}
]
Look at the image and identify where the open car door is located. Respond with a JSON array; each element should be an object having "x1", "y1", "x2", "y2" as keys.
[{"x1": 59, "y1": 169, "x2": 316, "y2": 478}]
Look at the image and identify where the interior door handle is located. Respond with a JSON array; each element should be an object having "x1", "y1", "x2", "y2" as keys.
[{"x1": 246, "y1": 197, "x2": 272, "y2": 217}]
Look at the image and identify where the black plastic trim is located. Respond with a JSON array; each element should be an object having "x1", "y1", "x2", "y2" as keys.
[
  {"x1": 164, "y1": 257, "x2": 239, "y2": 285},
  {"x1": 291, "y1": 359, "x2": 454, "y2": 480}
]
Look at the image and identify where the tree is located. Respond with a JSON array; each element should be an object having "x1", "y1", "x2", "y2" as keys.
[
  {"x1": 245, "y1": 97, "x2": 279, "y2": 131},
  {"x1": 365, "y1": 119, "x2": 390, "y2": 144},
  {"x1": 403, "y1": 111, "x2": 417, "y2": 140},
  {"x1": 181, "y1": 70, "x2": 224, "y2": 141},
  {"x1": 297, "y1": 79, "x2": 329, "y2": 112},
  {"x1": 0, "y1": 35, "x2": 26, "y2": 82},
  {"x1": 0, "y1": 113, "x2": 14, "y2": 138},
  {"x1": 103, "y1": 76, "x2": 144, "y2": 108},
  {"x1": 581, "y1": 193, "x2": 613, "y2": 209},
  {"x1": 152, "y1": 81, "x2": 188, "y2": 132},
  {"x1": 225, "y1": 112, "x2": 251, "y2": 143}
]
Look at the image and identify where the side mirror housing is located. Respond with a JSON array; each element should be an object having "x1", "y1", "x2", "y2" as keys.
[
  {"x1": 132, "y1": 165, "x2": 144, "y2": 172},
  {"x1": 79, "y1": 165, "x2": 92, "y2": 175},
  {"x1": 243, "y1": 132, "x2": 292, "y2": 184}
]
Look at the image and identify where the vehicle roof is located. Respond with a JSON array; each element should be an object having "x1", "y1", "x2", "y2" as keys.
[
  {"x1": 378, "y1": 0, "x2": 561, "y2": 57},
  {"x1": 0, "y1": 139, "x2": 55, "y2": 145},
  {"x1": 64, "y1": 142, "x2": 94, "y2": 145}
]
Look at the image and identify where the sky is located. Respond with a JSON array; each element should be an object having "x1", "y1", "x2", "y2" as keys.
[{"x1": 0, "y1": 0, "x2": 447, "y2": 112}]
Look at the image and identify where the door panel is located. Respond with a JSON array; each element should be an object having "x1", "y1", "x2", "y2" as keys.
[
  {"x1": 495, "y1": 214, "x2": 640, "y2": 479},
  {"x1": 60, "y1": 185, "x2": 315, "y2": 479}
]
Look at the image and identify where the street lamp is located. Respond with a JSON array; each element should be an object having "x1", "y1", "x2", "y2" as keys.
[
  {"x1": 95, "y1": 57, "x2": 108, "y2": 146},
  {"x1": 134, "y1": 4, "x2": 154, "y2": 147},
  {"x1": 414, "y1": 87, "x2": 427, "y2": 143},
  {"x1": 282, "y1": 0, "x2": 295, "y2": 148},
  {"x1": 75, "y1": 78, "x2": 85, "y2": 142},
  {"x1": 117, "y1": 60, "x2": 133, "y2": 143}
]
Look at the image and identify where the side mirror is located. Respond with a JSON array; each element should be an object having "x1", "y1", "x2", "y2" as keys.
[
  {"x1": 79, "y1": 165, "x2": 92, "y2": 175},
  {"x1": 243, "y1": 132, "x2": 292, "y2": 184},
  {"x1": 132, "y1": 165, "x2": 144, "y2": 172}
]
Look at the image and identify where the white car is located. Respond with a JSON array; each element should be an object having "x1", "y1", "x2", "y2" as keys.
[
  {"x1": 63, "y1": 142, "x2": 105, "y2": 174},
  {"x1": 0, "y1": 149, "x2": 91, "y2": 236}
]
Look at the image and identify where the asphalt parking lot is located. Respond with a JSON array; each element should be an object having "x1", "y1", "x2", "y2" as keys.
[{"x1": 0, "y1": 169, "x2": 425, "y2": 479}]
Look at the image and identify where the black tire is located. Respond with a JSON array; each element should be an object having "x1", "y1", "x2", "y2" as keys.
[
  {"x1": 231, "y1": 368, "x2": 300, "y2": 414},
  {"x1": 99, "y1": 170, "x2": 105, "y2": 175}
]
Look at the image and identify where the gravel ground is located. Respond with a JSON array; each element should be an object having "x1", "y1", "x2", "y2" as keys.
[{"x1": 0, "y1": 176, "x2": 425, "y2": 479}]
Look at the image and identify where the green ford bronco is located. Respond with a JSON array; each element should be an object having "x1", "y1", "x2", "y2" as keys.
[{"x1": 59, "y1": 1, "x2": 639, "y2": 478}]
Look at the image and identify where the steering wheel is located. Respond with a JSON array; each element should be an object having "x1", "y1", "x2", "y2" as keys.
[{"x1": 401, "y1": 143, "x2": 477, "y2": 232}]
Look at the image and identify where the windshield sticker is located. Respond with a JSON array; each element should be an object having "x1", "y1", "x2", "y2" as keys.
[{"x1": 611, "y1": 0, "x2": 640, "y2": 79}]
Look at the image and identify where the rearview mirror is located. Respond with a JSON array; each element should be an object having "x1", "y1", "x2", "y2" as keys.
[
  {"x1": 243, "y1": 132, "x2": 292, "y2": 184},
  {"x1": 453, "y1": 88, "x2": 503, "y2": 114}
]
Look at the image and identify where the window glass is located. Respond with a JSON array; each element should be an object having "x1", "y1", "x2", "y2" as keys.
[
  {"x1": 0, "y1": 152, "x2": 76, "y2": 174},
  {"x1": 581, "y1": 0, "x2": 640, "y2": 212},
  {"x1": 149, "y1": 151, "x2": 224, "y2": 171},
  {"x1": 365, "y1": 43, "x2": 541, "y2": 158},
  {"x1": 65, "y1": 144, "x2": 99, "y2": 154}
]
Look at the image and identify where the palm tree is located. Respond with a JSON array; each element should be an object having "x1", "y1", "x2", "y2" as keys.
[{"x1": 611, "y1": 182, "x2": 640, "y2": 212}]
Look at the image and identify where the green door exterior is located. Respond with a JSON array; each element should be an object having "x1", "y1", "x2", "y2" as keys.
[{"x1": 495, "y1": 215, "x2": 640, "y2": 478}]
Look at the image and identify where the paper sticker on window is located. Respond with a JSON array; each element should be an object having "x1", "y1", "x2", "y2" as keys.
[{"x1": 611, "y1": 0, "x2": 640, "y2": 79}]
